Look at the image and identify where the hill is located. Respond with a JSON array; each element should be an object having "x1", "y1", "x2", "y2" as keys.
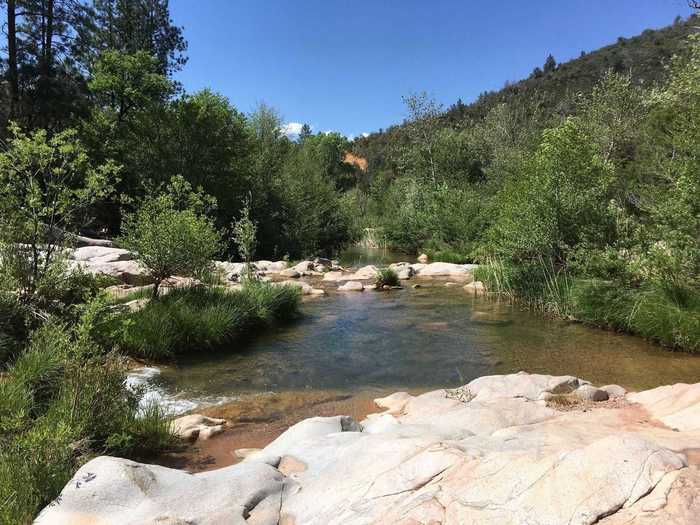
[{"x1": 352, "y1": 14, "x2": 699, "y2": 170}]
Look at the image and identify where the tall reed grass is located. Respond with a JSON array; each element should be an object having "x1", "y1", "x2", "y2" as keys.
[{"x1": 477, "y1": 256, "x2": 700, "y2": 352}]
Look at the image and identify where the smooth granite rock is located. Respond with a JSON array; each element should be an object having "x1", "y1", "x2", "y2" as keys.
[{"x1": 36, "y1": 373, "x2": 700, "y2": 525}]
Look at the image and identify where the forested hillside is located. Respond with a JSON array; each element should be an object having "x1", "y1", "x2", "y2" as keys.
[{"x1": 352, "y1": 15, "x2": 698, "y2": 174}]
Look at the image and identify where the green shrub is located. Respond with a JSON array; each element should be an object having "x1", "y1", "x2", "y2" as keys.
[
  {"x1": 0, "y1": 294, "x2": 33, "y2": 366},
  {"x1": 630, "y1": 282, "x2": 700, "y2": 351},
  {"x1": 423, "y1": 244, "x2": 470, "y2": 264},
  {"x1": 0, "y1": 317, "x2": 177, "y2": 524},
  {"x1": 113, "y1": 283, "x2": 301, "y2": 359},
  {"x1": 375, "y1": 267, "x2": 400, "y2": 289},
  {"x1": 570, "y1": 279, "x2": 637, "y2": 331},
  {"x1": 119, "y1": 180, "x2": 223, "y2": 298}
]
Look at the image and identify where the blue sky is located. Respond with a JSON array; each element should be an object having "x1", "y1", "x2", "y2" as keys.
[{"x1": 170, "y1": 0, "x2": 695, "y2": 138}]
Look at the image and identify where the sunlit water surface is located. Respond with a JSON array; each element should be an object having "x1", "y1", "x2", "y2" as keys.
[{"x1": 136, "y1": 281, "x2": 700, "y2": 414}]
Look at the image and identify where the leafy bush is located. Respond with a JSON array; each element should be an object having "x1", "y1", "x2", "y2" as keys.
[
  {"x1": 120, "y1": 180, "x2": 222, "y2": 298},
  {"x1": 374, "y1": 178, "x2": 488, "y2": 256},
  {"x1": 113, "y1": 283, "x2": 301, "y2": 359},
  {"x1": 375, "y1": 267, "x2": 400, "y2": 289},
  {"x1": 0, "y1": 294, "x2": 33, "y2": 365},
  {"x1": 0, "y1": 315, "x2": 176, "y2": 524},
  {"x1": 486, "y1": 118, "x2": 615, "y2": 265},
  {"x1": 0, "y1": 125, "x2": 117, "y2": 301}
]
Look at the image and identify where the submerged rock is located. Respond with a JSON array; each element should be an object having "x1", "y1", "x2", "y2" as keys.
[
  {"x1": 36, "y1": 372, "x2": 700, "y2": 525},
  {"x1": 464, "y1": 280, "x2": 486, "y2": 295},
  {"x1": 274, "y1": 280, "x2": 325, "y2": 296}
]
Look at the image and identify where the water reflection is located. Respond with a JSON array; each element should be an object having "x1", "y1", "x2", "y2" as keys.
[{"x1": 150, "y1": 284, "x2": 700, "y2": 407}]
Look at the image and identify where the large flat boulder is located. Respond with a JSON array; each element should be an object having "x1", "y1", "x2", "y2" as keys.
[
  {"x1": 628, "y1": 383, "x2": 700, "y2": 431},
  {"x1": 71, "y1": 246, "x2": 132, "y2": 262},
  {"x1": 36, "y1": 373, "x2": 700, "y2": 525},
  {"x1": 34, "y1": 457, "x2": 285, "y2": 525},
  {"x1": 414, "y1": 262, "x2": 478, "y2": 277},
  {"x1": 76, "y1": 260, "x2": 151, "y2": 286}
]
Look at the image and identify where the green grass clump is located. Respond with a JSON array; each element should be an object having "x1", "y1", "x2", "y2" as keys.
[
  {"x1": 573, "y1": 279, "x2": 700, "y2": 352},
  {"x1": 475, "y1": 257, "x2": 573, "y2": 317},
  {"x1": 0, "y1": 293, "x2": 32, "y2": 365},
  {"x1": 0, "y1": 318, "x2": 177, "y2": 525},
  {"x1": 113, "y1": 283, "x2": 301, "y2": 359},
  {"x1": 477, "y1": 257, "x2": 700, "y2": 352},
  {"x1": 375, "y1": 267, "x2": 400, "y2": 289}
]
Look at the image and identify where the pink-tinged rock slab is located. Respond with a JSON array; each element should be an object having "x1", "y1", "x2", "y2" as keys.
[{"x1": 36, "y1": 373, "x2": 700, "y2": 525}]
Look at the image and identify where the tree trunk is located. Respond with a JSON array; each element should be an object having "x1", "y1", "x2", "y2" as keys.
[
  {"x1": 39, "y1": 0, "x2": 54, "y2": 126},
  {"x1": 6, "y1": 0, "x2": 18, "y2": 119}
]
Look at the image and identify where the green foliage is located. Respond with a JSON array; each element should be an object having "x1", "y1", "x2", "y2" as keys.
[
  {"x1": 375, "y1": 268, "x2": 400, "y2": 289},
  {"x1": 231, "y1": 202, "x2": 257, "y2": 267},
  {"x1": 573, "y1": 279, "x2": 700, "y2": 352},
  {"x1": 274, "y1": 140, "x2": 355, "y2": 258},
  {"x1": 112, "y1": 283, "x2": 301, "y2": 359},
  {"x1": 0, "y1": 125, "x2": 117, "y2": 300},
  {"x1": 487, "y1": 117, "x2": 615, "y2": 264},
  {"x1": 119, "y1": 182, "x2": 222, "y2": 296},
  {"x1": 89, "y1": 50, "x2": 175, "y2": 121},
  {"x1": 641, "y1": 34, "x2": 700, "y2": 283},
  {"x1": 0, "y1": 313, "x2": 177, "y2": 525},
  {"x1": 81, "y1": 0, "x2": 188, "y2": 76},
  {"x1": 374, "y1": 177, "x2": 487, "y2": 257},
  {"x1": 0, "y1": 294, "x2": 33, "y2": 366}
]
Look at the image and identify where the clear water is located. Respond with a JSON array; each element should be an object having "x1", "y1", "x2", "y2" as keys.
[{"x1": 144, "y1": 282, "x2": 700, "y2": 412}]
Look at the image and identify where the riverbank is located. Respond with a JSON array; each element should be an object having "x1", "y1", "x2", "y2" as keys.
[
  {"x1": 155, "y1": 389, "x2": 401, "y2": 472},
  {"x1": 36, "y1": 372, "x2": 700, "y2": 524},
  {"x1": 475, "y1": 260, "x2": 700, "y2": 353}
]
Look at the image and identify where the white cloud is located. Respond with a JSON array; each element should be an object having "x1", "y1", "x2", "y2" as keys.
[
  {"x1": 280, "y1": 122, "x2": 306, "y2": 138},
  {"x1": 361, "y1": 132, "x2": 369, "y2": 138}
]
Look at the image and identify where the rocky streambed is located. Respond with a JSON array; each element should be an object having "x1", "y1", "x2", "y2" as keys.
[
  {"x1": 67, "y1": 244, "x2": 484, "y2": 298},
  {"x1": 35, "y1": 372, "x2": 700, "y2": 525}
]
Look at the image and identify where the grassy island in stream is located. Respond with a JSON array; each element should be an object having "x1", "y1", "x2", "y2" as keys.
[{"x1": 111, "y1": 284, "x2": 301, "y2": 360}]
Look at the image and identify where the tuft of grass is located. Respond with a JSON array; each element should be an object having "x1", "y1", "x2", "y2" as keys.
[
  {"x1": 573, "y1": 279, "x2": 700, "y2": 352},
  {"x1": 375, "y1": 267, "x2": 400, "y2": 289},
  {"x1": 475, "y1": 256, "x2": 573, "y2": 317},
  {"x1": 105, "y1": 285, "x2": 154, "y2": 305},
  {"x1": 0, "y1": 317, "x2": 177, "y2": 524},
  {"x1": 112, "y1": 283, "x2": 301, "y2": 360},
  {"x1": 0, "y1": 293, "x2": 33, "y2": 366}
]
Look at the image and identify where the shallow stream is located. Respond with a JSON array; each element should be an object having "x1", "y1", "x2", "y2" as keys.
[{"x1": 134, "y1": 268, "x2": 700, "y2": 415}]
